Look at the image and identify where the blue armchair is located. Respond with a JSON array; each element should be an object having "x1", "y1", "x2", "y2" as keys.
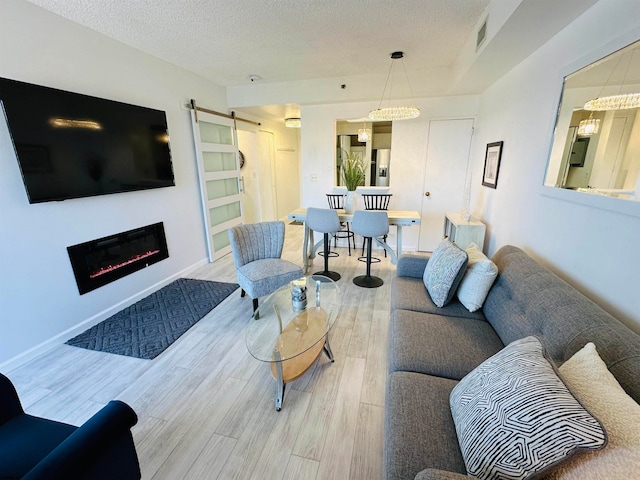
[{"x1": 0, "y1": 373, "x2": 140, "y2": 479}]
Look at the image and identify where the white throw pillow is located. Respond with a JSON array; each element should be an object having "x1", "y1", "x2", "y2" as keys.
[
  {"x1": 456, "y1": 243, "x2": 498, "y2": 312},
  {"x1": 547, "y1": 342, "x2": 640, "y2": 480}
]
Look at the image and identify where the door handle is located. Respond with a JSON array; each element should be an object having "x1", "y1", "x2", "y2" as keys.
[{"x1": 425, "y1": 191, "x2": 430, "y2": 197}]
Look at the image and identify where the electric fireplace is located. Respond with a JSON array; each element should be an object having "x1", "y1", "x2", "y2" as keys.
[{"x1": 68, "y1": 222, "x2": 169, "y2": 294}]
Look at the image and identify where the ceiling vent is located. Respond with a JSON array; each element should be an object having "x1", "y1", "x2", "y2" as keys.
[{"x1": 476, "y1": 18, "x2": 487, "y2": 51}]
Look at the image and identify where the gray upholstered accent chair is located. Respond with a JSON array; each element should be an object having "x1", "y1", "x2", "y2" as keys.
[
  {"x1": 228, "y1": 221, "x2": 303, "y2": 312},
  {"x1": 351, "y1": 210, "x2": 389, "y2": 288},
  {"x1": 306, "y1": 207, "x2": 341, "y2": 281}
]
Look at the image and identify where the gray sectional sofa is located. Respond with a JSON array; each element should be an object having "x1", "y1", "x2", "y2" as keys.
[{"x1": 385, "y1": 245, "x2": 640, "y2": 480}]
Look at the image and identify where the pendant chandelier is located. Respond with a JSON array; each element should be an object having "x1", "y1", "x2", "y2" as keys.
[
  {"x1": 584, "y1": 47, "x2": 640, "y2": 112},
  {"x1": 358, "y1": 119, "x2": 371, "y2": 142},
  {"x1": 577, "y1": 113, "x2": 600, "y2": 136},
  {"x1": 584, "y1": 93, "x2": 640, "y2": 111},
  {"x1": 369, "y1": 51, "x2": 420, "y2": 121}
]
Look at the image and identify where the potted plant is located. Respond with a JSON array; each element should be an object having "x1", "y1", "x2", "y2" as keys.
[{"x1": 341, "y1": 151, "x2": 366, "y2": 213}]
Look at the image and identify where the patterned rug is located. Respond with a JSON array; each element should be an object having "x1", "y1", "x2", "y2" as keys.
[{"x1": 66, "y1": 278, "x2": 239, "y2": 359}]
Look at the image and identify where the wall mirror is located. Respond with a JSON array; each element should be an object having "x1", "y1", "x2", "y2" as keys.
[
  {"x1": 545, "y1": 39, "x2": 640, "y2": 201},
  {"x1": 335, "y1": 120, "x2": 392, "y2": 188}
]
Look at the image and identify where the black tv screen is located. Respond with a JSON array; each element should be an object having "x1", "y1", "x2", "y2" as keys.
[{"x1": 0, "y1": 77, "x2": 175, "y2": 203}]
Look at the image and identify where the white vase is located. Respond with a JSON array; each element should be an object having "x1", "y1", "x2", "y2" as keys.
[{"x1": 344, "y1": 190, "x2": 356, "y2": 213}]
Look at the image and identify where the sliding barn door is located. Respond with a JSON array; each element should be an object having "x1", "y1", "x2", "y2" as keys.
[{"x1": 190, "y1": 110, "x2": 243, "y2": 261}]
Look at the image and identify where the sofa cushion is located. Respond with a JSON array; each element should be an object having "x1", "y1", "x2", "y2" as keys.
[
  {"x1": 0, "y1": 415, "x2": 76, "y2": 478},
  {"x1": 450, "y1": 336, "x2": 607, "y2": 480},
  {"x1": 384, "y1": 372, "x2": 466, "y2": 480},
  {"x1": 414, "y1": 469, "x2": 472, "y2": 480},
  {"x1": 423, "y1": 239, "x2": 468, "y2": 307},
  {"x1": 236, "y1": 258, "x2": 303, "y2": 298},
  {"x1": 391, "y1": 276, "x2": 485, "y2": 320},
  {"x1": 547, "y1": 342, "x2": 640, "y2": 480},
  {"x1": 388, "y1": 309, "x2": 503, "y2": 379},
  {"x1": 456, "y1": 243, "x2": 498, "y2": 312},
  {"x1": 485, "y1": 245, "x2": 640, "y2": 405}
]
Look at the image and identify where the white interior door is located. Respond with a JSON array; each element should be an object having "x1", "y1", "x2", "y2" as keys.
[
  {"x1": 418, "y1": 119, "x2": 474, "y2": 252},
  {"x1": 190, "y1": 110, "x2": 243, "y2": 261}
]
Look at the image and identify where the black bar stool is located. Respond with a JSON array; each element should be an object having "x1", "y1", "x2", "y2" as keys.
[
  {"x1": 351, "y1": 210, "x2": 389, "y2": 288},
  {"x1": 306, "y1": 207, "x2": 341, "y2": 282},
  {"x1": 326, "y1": 194, "x2": 355, "y2": 255},
  {"x1": 361, "y1": 193, "x2": 392, "y2": 259}
]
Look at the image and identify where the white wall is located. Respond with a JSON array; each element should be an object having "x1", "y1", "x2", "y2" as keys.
[
  {"x1": 470, "y1": 0, "x2": 640, "y2": 331},
  {"x1": 0, "y1": 0, "x2": 227, "y2": 368}
]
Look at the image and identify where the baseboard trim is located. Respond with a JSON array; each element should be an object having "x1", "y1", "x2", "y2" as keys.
[{"x1": 1, "y1": 258, "x2": 209, "y2": 373}]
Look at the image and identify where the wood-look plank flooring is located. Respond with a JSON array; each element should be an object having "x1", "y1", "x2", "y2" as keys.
[{"x1": 7, "y1": 223, "x2": 397, "y2": 480}]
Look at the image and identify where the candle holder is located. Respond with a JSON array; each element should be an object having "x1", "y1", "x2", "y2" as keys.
[{"x1": 291, "y1": 279, "x2": 307, "y2": 312}]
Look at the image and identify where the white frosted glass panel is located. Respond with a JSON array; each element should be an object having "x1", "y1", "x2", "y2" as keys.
[
  {"x1": 203, "y1": 152, "x2": 236, "y2": 172},
  {"x1": 209, "y1": 201, "x2": 241, "y2": 226},
  {"x1": 199, "y1": 121, "x2": 233, "y2": 145},
  {"x1": 212, "y1": 231, "x2": 231, "y2": 250},
  {"x1": 206, "y1": 179, "x2": 239, "y2": 200}
]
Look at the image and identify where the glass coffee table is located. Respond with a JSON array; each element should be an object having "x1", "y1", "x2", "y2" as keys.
[{"x1": 245, "y1": 275, "x2": 341, "y2": 410}]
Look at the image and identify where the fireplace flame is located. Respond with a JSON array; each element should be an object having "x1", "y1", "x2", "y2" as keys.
[{"x1": 89, "y1": 250, "x2": 160, "y2": 279}]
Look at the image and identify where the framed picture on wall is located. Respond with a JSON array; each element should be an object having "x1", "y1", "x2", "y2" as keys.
[{"x1": 482, "y1": 141, "x2": 503, "y2": 189}]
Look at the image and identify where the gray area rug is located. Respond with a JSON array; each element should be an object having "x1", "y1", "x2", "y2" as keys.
[{"x1": 66, "y1": 278, "x2": 239, "y2": 359}]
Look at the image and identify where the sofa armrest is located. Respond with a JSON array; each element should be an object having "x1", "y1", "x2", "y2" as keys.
[
  {"x1": 23, "y1": 400, "x2": 140, "y2": 480},
  {"x1": 414, "y1": 468, "x2": 470, "y2": 480},
  {"x1": 0, "y1": 374, "x2": 24, "y2": 424},
  {"x1": 397, "y1": 254, "x2": 430, "y2": 279}
]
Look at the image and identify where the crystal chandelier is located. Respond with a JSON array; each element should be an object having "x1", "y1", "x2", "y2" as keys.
[
  {"x1": 584, "y1": 47, "x2": 640, "y2": 111},
  {"x1": 369, "y1": 51, "x2": 420, "y2": 121},
  {"x1": 584, "y1": 93, "x2": 640, "y2": 111},
  {"x1": 578, "y1": 116, "x2": 600, "y2": 136},
  {"x1": 357, "y1": 128, "x2": 371, "y2": 142}
]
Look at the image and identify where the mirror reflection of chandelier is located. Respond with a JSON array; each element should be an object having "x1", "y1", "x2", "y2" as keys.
[
  {"x1": 584, "y1": 48, "x2": 640, "y2": 111},
  {"x1": 369, "y1": 51, "x2": 420, "y2": 121},
  {"x1": 577, "y1": 113, "x2": 600, "y2": 136},
  {"x1": 358, "y1": 126, "x2": 371, "y2": 142},
  {"x1": 584, "y1": 92, "x2": 640, "y2": 111}
]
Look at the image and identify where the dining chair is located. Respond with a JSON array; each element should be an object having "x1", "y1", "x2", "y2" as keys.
[
  {"x1": 228, "y1": 221, "x2": 303, "y2": 312},
  {"x1": 326, "y1": 193, "x2": 355, "y2": 255}
]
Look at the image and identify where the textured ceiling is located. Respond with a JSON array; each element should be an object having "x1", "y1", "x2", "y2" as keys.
[{"x1": 24, "y1": 0, "x2": 490, "y2": 87}]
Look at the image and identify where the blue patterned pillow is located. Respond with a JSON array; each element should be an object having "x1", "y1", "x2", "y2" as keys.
[
  {"x1": 450, "y1": 336, "x2": 607, "y2": 480},
  {"x1": 423, "y1": 239, "x2": 468, "y2": 307}
]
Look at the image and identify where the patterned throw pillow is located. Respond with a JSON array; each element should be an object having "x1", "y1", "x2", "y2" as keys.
[
  {"x1": 449, "y1": 336, "x2": 607, "y2": 480},
  {"x1": 423, "y1": 239, "x2": 468, "y2": 307}
]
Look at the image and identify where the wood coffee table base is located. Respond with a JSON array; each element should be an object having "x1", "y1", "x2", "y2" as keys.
[{"x1": 269, "y1": 308, "x2": 335, "y2": 410}]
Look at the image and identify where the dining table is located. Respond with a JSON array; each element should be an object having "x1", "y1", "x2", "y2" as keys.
[{"x1": 287, "y1": 208, "x2": 421, "y2": 271}]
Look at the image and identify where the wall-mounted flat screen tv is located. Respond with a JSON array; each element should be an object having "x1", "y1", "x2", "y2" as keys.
[{"x1": 0, "y1": 77, "x2": 175, "y2": 203}]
